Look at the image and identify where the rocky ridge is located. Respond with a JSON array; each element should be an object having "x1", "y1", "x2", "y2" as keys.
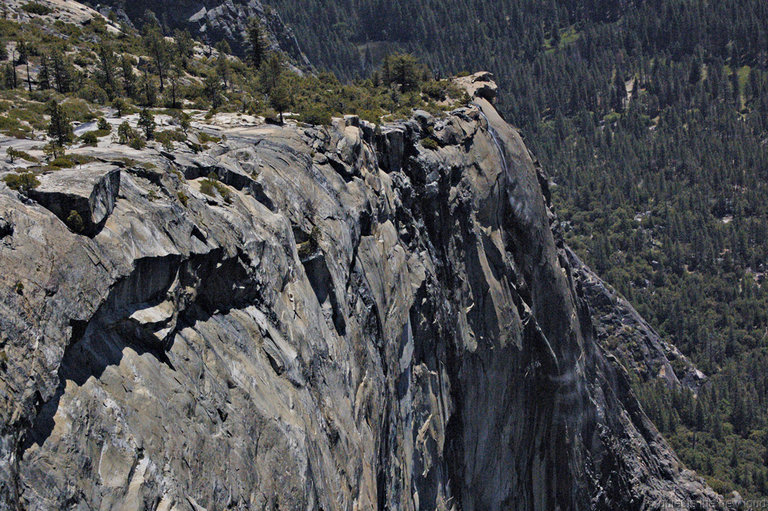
[{"x1": 0, "y1": 74, "x2": 724, "y2": 510}]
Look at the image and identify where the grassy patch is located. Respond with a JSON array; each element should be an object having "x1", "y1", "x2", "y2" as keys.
[
  {"x1": 48, "y1": 156, "x2": 75, "y2": 169},
  {"x1": 62, "y1": 98, "x2": 96, "y2": 123},
  {"x1": 421, "y1": 137, "x2": 439, "y2": 150},
  {"x1": 6, "y1": 147, "x2": 39, "y2": 163},
  {"x1": 155, "y1": 129, "x2": 187, "y2": 150},
  {"x1": 199, "y1": 173, "x2": 232, "y2": 204},
  {"x1": 198, "y1": 132, "x2": 222, "y2": 144}
]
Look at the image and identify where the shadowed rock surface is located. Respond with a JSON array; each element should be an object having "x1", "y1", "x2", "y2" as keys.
[{"x1": 0, "y1": 75, "x2": 723, "y2": 510}]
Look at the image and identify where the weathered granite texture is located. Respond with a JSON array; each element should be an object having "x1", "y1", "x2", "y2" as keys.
[{"x1": 0, "y1": 77, "x2": 723, "y2": 510}]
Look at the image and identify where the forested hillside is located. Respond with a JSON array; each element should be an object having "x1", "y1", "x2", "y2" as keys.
[{"x1": 261, "y1": 0, "x2": 768, "y2": 498}]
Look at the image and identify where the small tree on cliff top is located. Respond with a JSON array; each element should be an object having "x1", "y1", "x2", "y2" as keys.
[{"x1": 46, "y1": 100, "x2": 73, "y2": 157}]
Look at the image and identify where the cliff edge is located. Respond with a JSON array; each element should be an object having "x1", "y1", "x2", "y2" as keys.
[{"x1": 0, "y1": 74, "x2": 722, "y2": 510}]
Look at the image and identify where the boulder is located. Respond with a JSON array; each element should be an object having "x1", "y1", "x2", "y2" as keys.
[
  {"x1": 337, "y1": 126, "x2": 362, "y2": 165},
  {"x1": 28, "y1": 163, "x2": 120, "y2": 235},
  {"x1": 455, "y1": 71, "x2": 499, "y2": 101}
]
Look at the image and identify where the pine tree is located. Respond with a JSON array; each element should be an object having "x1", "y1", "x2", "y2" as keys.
[
  {"x1": 381, "y1": 53, "x2": 421, "y2": 92},
  {"x1": 8, "y1": 46, "x2": 17, "y2": 89},
  {"x1": 140, "y1": 75, "x2": 157, "y2": 107},
  {"x1": 46, "y1": 100, "x2": 73, "y2": 156},
  {"x1": 143, "y1": 23, "x2": 168, "y2": 92},
  {"x1": 694, "y1": 399, "x2": 705, "y2": 431},
  {"x1": 138, "y1": 108, "x2": 155, "y2": 140},
  {"x1": 38, "y1": 55, "x2": 51, "y2": 90},
  {"x1": 247, "y1": 17, "x2": 267, "y2": 69},
  {"x1": 215, "y1": 41, "x2": 231, "y2": 90},
  {"x1": 269, "y1": 76, "x2": 290, "y2": 124},
  {"x1": 51, "y1": 50, "x2": 72, "y2": 93},
  {"x1": 121, "y1": 55, "x2": 136, "y2": 100},
  {"x1": 203, "y1": 74, "x2": 222, "y2": 109},
  {"x1": 112, "y1": 98, "x2": 126, "y2": 118},
  {"x1": 24, "y1": 49, "x2": 31, "y2": 92},
  {"x1": 173, "y1": 29, "x2": 194, "y2": 69},
  {"x1": 167, "y1": 63, "x2": 181, "y2": 109},
  {"x1": 730, "y1": 441, "x2": 739, "y2": 468},
  {"x1": 96, "y1": 42, "x2": 118, "y2": 98},
  {"x1": 258, "y1": 52, "x2": 284, "y2": 96},
  {"x1": 763, "y1": 434, "x2": 768, "y2": 468},
  {"x1": 15, "y1": 39, "x2": 28, "y2": 66}
]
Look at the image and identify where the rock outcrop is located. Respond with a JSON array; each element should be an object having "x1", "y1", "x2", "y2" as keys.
[
  {"x1": 0, "y1": 76, "x2": 723, "y2": 510},
  {"x1": 27, "y1": 164, "x2": 120, "y2": 236}
]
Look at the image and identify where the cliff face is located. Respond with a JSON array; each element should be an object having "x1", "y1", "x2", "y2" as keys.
[{"x1": 0, "y1": 75, "x2": 722, "y2": 510}]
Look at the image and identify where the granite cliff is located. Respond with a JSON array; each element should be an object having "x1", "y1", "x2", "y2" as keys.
[{"x1": 0, "y1": 74, "x2": 723, "y2": 509}]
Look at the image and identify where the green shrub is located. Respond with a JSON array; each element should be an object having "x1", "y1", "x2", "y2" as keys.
[
  {"x1": 300, "y1": 105, "x2": 333, "y2": 126},
  {"x1": 49, "y1": 156, "x2": 75, "y2": 169},
  {"x1": 69, "y1": 154, "x2": 95, "y2": 165},
  {"x1": 3, "y1": 172, "x2": 39, "y2": 192},
  {"x1": 65, "y1": 210, "x2": 84, "y2": 233},
  {"x1": 199, "y1": 173, "x2": 232, "y2": 204},
  {"x1": 421, "y1": 137, "x2": 439, "y2": 150},
  {"x1": 177, "y1": 191, "x2": 189, "y2": 206},
  {"x1": 297, "y1": 226, "x2": 322, "y2": 259},
  {"x1": 199, "y1": 178, "x2": 214, "y2": 196},
  {"x1": 128, "y1": 136, "x2": 146, "y2": 150},
  {"x1": 155, "y1": 129, "x2": 186, "y2": 150},
  {"x1": 198, "y1": 132, "x2": 221, "y2": 144},
  {"x1": 117, "y1": 121, "x2": 146, "y2": 149},
  {"x1": 4, "y1": 128, "x2": 35, "y2": 140},
  {"x1": 0, "y1": 115, "x2": 23, "y2": 133},
  {"x1": 76, "y1": 83, "x2": 109, "y2": 105},
  {"x1": 79, "y1": 131, "x2": 98, "y2": 146},
  {"x1": 97, "y1": 117, "x2": 110, "y2": 131},
  {"x1": 6, "y1": 147, "x2": 38, "y2": 163},
  {"x1": 21, "y1": 2, "x2": 53, "y2": 15},
  {"x1": 421, "y1": 79, "x2": 462, "y2": 102},
  {"x1": 62, "y1": 99, "x2": 95, "y2": 123},
  {"x1": 29, "y1": 90, "x2": 53, "y2": 103},
  {"x1": 9, "y1": 103, "x2": 48, "y2": 131}
]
